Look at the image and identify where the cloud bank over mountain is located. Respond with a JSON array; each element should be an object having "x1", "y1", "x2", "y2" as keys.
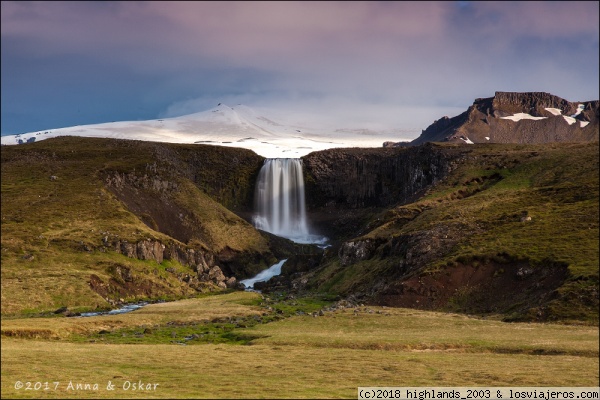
[
  {"x1": 1, "y1": 1, "x2": 598, "y2": 136},
  {"x1": 1, "y1": 104, "x2": 407, "y2": 158}
]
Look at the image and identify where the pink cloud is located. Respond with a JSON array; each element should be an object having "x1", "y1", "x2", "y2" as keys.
[
  {"x1": 2, "y1": 0, "x2": 598, "y2": 121},
  {"x1": 467, "y1": 1, "x2": 599, "y2": 39},
  {"x1": 1, "y1": 2, "x2": 448, "y2": 68},
  {"x1": 3, "y1": 1, "x2": 597, "y2": 74}
]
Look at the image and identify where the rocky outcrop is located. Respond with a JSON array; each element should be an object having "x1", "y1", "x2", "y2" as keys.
[
  {"x1": 394, "y1": 91, "x2": 599, "y2": 146},
  {"x1": 102, "y1": 237, "x2": 236, "y2": 289},
  {"x1": 113, "y1": 238, "x2": 166, "y2": 264},
  {"x1": 339, "y1": 239, "x2": 382, "y2": 266},
  {"x1": 337, "y1": 222, "x2": 470, "y2": 276},
  {"x1": 491, "y1": 91, "x2": 573, "y2": 116},
  {"x1": 105, "y1": 169, "x2": 179, "y2": 193}
]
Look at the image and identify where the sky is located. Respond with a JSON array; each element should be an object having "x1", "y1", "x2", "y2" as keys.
[{"x1": 1, "y1": 1, "x2": 599, "y2": 138}]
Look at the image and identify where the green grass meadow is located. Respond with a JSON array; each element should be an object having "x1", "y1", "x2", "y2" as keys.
[{"x1": 1, "y1": 292, "x2": 598, "y2": 399}]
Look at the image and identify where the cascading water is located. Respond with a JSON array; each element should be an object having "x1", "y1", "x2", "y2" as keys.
[
  {"x1": 253, "y1": 158, "x2": 316, "y2": 243},
  {"x1": 239, "y1": 259, "x2": 287, "y2": 290},
  {"x1": 242, "y1": 158, "x2": 326, "y2": 291}
]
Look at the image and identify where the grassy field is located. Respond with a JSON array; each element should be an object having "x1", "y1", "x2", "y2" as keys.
[{"x1": 1, "y1": 291, "x2": 598, "y2": 399}]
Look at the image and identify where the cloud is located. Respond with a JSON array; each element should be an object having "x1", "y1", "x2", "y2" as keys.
[
  {"x1": 3, "y1": 1, "x2": 597, "y2": 68},
  {"x1": 464, "y1": 1, "x2": 599, "y2": 39},
  {"x1": 161, "y1": 92, "x2": 465, "y2": 139}
]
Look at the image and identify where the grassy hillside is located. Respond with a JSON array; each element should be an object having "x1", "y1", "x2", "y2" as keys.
[
  {"x1": 2, "y1": 138, "x2": 598, "y2": 323},
  {"x1": 308, "y1": 142, "x2": 599, "y2": 323},
  {"x1": 1, "y1": 137, "x2": 274, "y2": 316}
]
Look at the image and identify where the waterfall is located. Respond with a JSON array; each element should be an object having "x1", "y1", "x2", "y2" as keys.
[
  {"x1": 244, "y1": 158, "x2": 326, "y2": 291},
  {"x1": 253, "y1": 158, "x2": 324, "y2": 244},
  {"x1": 253, "y1": 158, "x2": 308, "y2": 240}
]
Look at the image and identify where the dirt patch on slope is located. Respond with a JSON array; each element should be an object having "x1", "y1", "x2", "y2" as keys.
[
  {"x1": 374, "y1": 261, "x2": 569, "y2": 319},
  {"x1": 106, "y1": 180, "x2": 200, "y2": 245}
]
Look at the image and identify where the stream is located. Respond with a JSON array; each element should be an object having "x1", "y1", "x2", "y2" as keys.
[
  {"x1": 77, "y1": 302, "x2": 149, "y2": 317},
  {"x1": 239, "y1": 259, "x2": 288, "y2": 290}
]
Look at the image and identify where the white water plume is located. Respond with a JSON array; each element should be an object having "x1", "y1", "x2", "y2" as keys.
[
  {"x1": 253, "y1": 158, "x2": 325, "y2": 244},
  {"x1": 245, "y1": 158, "x2": 326, "y2": 291}
]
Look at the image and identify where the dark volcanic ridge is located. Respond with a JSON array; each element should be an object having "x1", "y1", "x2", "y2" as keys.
[{"x1": 385, "y1": 91, "x2": 599, "y2": 147}]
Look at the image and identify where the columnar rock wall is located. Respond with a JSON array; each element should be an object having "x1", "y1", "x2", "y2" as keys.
[{"x1": 303, "y1": 144, "x2": 460, "y2": 210}]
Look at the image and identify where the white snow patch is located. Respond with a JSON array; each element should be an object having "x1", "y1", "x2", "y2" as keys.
[
  {"x1": 485, "y1": 137, "x2": 490, "y2": 141},
  {"x1": 562, "y1": 115, "x2": 577, "y2": 125},
  {"x1": 571, "y1": 104, "x2": 585, "y2": 117},
  {"x1": 580, "y1": 121, "x2": 590, "y2": 128},
  {"x1": 544, "y1": 107, "x2": 562, "y2": 116},
  {"x1": 500, "y1": 113, "x2": 547, "y2": 122},
  {"x1": 460, "y1": 137, "x2": 474, "y2": 144}
]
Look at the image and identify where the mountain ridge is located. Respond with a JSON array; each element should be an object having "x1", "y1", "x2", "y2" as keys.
[
  {"x1": 386, "y1": 91, "x2": 599, "y2": 146},
  {"x1": 4, "y1": 91, "x2": 597, "y2": 156}
]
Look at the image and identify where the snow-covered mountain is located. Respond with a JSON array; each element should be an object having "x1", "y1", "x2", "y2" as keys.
[{"x1": 1, "y1": 104, "x2": 413, "y2": 158}]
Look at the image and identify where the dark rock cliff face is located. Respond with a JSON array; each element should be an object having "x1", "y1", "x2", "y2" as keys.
[
  {"x1": 162, "y1": 144, "x2": 264, "y2": 213},
  {"x1": 303, "y1": 144, "x2": 461, "y2": 209},
  {"x1": 491, "y1": 91, "x2": 573, "y2": 116},
  {"x1": 403, "y1": 91, "x2": 599, "y2": 146},
  {"x1": 121, "y1": 143, "x2": 264, "y2": 213},
  {"x1": 302, "y1": 144, "x2": 464, "y2": 238}
]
